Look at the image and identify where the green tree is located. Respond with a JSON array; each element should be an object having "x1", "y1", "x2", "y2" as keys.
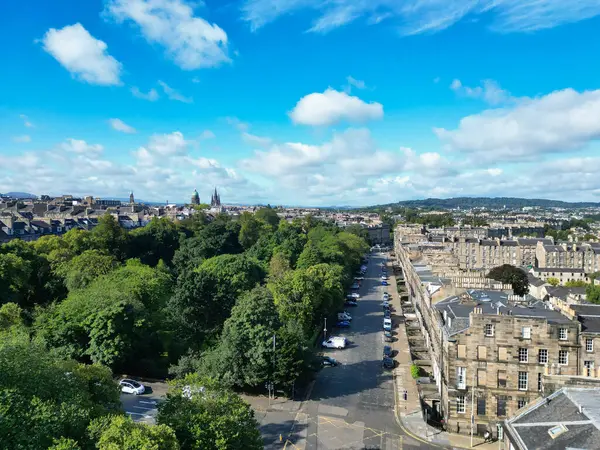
[
  {"x1": 59, "y1": 249, "x2": 117, "y2": 291},
  {"x1": 157, "y1": 375, "x2": 262, "y2": 450},
  {"x1": 48, "y1": 437, "x2": 81, "y2": 450},
  {"x1": 564, "y1": 280, "x2": 588, "y2": 287},
  {"x1": 90, "y1": 415, "x2": 180, "y2": 450},
  {"x1": 255, "y1": 206, "x2": 281, "y2": 230},
  {"x1": 487, "y1": 265, "x2": 530, "y2": 296},
  {"x1": 295, "y1": 240, "x2": 325, "y2": 269},
  {"x1": 91, "y1": 214, "x2": 130, "y2": 261},
  {"x1": 587, "y1": 284, "x2": 600, "y2": 304},
  {"x1": 546, "y1": 277, "x2": 560, "y2": 286},
  {"x1": 130, "y1": 217, "x2": 182, "y2": 266},
  {"x1": 0, "y1": 338, "x2": 120, "y2": 449},
  {"x1": 196, "y1": 253, "x2": 265, "y2": 296},
  {"x1": 35, "y1": 261, "x2": 173, "y2": 373},
  {"x1": 238, "y1": 212, "x2": 263, "y2": 250}
]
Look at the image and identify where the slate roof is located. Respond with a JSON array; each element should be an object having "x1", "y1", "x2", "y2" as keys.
[
  {"x1": 527, "y1": 274, "x2": 547, "y2": 287},
  {"x1": 534, "y1": 268, "x2": 586, "y2": 274},
  {"x1": 517, "y1": 238, "x2": 553, "y2": 246},
  {"x1": 505, "y1": 388, "x2": 600, "y2": 450}
]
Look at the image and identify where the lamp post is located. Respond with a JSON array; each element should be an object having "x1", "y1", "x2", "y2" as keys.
[{"x1": 324, "y1": 317, "x2": 327, "y2": 338}]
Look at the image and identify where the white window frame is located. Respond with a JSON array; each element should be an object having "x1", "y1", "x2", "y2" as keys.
[
  {"x1": 517, "y1": 398, "x2": 528, "y2": 409},
  {"x1": 518, "y1": 348, "x2": 528, "y2": 363},
  {"x1": 538, "y1": 349, "x2": 548, "y2": 364},
  {"x1": 485, "y1": 324, "x2": 494, "y2": 337},
  {"x1": 558, "y1": 350, "x2": 569, "y2": 365},
  {"x1": 559, "y1": 328, "x2": 568, "y2": 341},
  {"x1": 586, "y1": 338, "x2": 594, "y2": 353},
  {"x1": 457, "y1": 367, "x2": 467, "y2": 389},
  {"x1": 457, "y1": 395, "x2": 466, "y2": 414},
  {"x1": 522, "y1": 327, "x2": 531, "y2": 339},
  {"x1": 518, "y1": 372, "x2": 528, "y2": 391},
  {"x1": 584, "y1": 361, "x2": 595, "y2": 377}
]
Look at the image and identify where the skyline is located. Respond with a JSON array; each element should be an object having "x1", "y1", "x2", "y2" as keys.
[{"x1": 2, "y1": 1, "x2": 600, "y2": 206}]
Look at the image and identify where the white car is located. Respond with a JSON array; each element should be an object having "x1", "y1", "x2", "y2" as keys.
[
  {"x1": 119, "y1": 379, "x2": 145, "y2": 395},
  {"x1": 354, "y1": 277, "x2": 365, "y2": 281},
  {"x1": 322, "y1": 337, "x2": 347, "y2": 349},
  {"x1": 381, "y1": 275, "x2": 388, "y2": 280},
  {"x1": 338, "y1": 312, "x2": 352, "y2": 321},
  {"x1": 383, "y1": 318, "x2": 392, "y2": 331},
  {"x1": 347, "y1": 293, "x2": 360, "y2": 299}
]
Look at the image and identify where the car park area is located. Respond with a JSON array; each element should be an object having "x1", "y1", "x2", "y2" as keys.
[{"x1": 119, "y1": 380, "x2": 168, "y2": 425}]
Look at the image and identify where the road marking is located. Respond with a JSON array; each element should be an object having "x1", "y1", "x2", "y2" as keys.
[
  {"x1": 139, "y1": 400, "x2": 158, "y2": 405},
  {"x1": 125, "y1": 411, "x2": 153, "y2": 418},
  {"x1": 132, "y1": 405, "x2": 155, "y2": 411}
]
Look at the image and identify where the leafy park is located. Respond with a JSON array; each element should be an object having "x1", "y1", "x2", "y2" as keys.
[{"x1": 0, "y1": 208, "x2": 369, "y2": 449}]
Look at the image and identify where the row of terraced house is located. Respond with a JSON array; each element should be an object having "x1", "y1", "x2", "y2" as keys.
[{"x1": 394, "y1": 224, "x2": 600, "y2": 443}]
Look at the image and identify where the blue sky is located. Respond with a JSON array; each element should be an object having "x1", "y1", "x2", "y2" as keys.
[{"x1": 1, "y1": 0, "x2": 600, "y2": 206}]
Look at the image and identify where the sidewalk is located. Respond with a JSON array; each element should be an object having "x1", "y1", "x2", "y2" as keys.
[{"x1": 385, "y1": 257, "x2": 500, "y2": 450}]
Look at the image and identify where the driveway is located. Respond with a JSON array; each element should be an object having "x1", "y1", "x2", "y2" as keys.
[{"x1": 120, "y1": 380, "x2": 169, "y2": 425}]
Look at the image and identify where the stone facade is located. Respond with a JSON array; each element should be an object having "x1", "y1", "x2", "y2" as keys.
[{"x1": 536, "y1": 241, "x2": 600, "y2": 272}]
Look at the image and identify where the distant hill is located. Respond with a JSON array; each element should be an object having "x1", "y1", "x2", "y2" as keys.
[
  {"x1": 369, "y1": 197, "x2": 600, "y2": 210},
  {"x1": 0, "y1": 192, "x2": 37, "y2": 199}
]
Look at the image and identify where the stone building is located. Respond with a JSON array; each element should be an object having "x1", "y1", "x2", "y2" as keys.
[
  {"x1": 536, "y1": 241, "x2": 600, "y2": 272},
  {"x1": 367, "y1": 223, "x2": 391, "y2": 246},
  {"x1": 529, "y1": 267, "x2": 590, "y2": 285},
  {"x1": 394, "y1": 224, "x2": 600, "y2": 441}
]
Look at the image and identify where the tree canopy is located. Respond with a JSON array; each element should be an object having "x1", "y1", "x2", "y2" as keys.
[{"x1": 487, "y1": 264, "x2": 530, "y2": 296}]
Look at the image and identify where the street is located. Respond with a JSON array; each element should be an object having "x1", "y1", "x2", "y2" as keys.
[{"x1": 299, "y1": 253, "x2": 437, "y2": 450}]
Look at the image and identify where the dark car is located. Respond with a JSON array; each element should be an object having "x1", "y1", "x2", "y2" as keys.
[
  {"x1": 382, "y1": 357, "x2": 395, "y2": 369},
  {"x1": 381, "y1": 280, "x2": 388, "y2": 286},
  {"x1": 383, "y1": 345, "x2": 393, "y2": 357},
  {"x1": 344, "y1": 300, "x2": 358, "y2": 307},
  {"x1": 335, "y1": 320, "x2": 351, "y2": 328},
  {"x1": 321, "y1": 356, "x2": 338, "y2": 367},
  {"x1": 384, "y1": 334, "x2": 394, "y2": 343},
  {"x1": 384, "y1": 310, "x2": 391, "y2": 319}
]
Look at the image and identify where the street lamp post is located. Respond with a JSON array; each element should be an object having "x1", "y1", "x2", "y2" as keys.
[{"x1": 324, "y1": 317, "x2": 327, "y2": 338}]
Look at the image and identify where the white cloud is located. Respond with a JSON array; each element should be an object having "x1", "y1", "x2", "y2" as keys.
[
  {"x1": 158, "y1": 80, "x2": 193, "y2": 103},
  {"x1": 242, "y1": 132, "x2": 272, "y2": 147},
  {"x1": 20, "y1": 114, "x2": 34, "y2": 128},
  {"x1": 450, "y1": 78, "x2": 511, "y2": 105},
  {"x1": 289, "y1": 88, "x2": 383, "y2": 126},
  {"x1": 346, "y1": 76, "x2": 366, "y2": 90},
  {"x1": 200, "y1": 130, "x2": 215, "y2": 139},
  {"x1": 109, "y1": 118, "x2": 137, "y2": 134},
  {"x1": 60, "y1": 138, "x2": 104, "y2": 154},
  {"x1": 435, "y1": 88, "x2": 600, "y2": 161},
  {"x1": 131, "y1": 86, "x2": 159, "y2": 101},
  {"x1": 242, "y1": 0, "x2": 600, "y2": 35},
  {"x1": 225, "y1": 116, "x2": 250, "y2": 132},
  {"x1": 41, "y1": 23, "x2": 122, "y2": 85},
  {"x1": 12, "y1": 135, "x2": 31, "y2": 143},
  {"x1": 106, "y1": 0, "x2": 230, "y2": 70}
]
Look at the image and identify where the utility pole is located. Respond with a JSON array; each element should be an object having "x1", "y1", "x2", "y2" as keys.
[
  {"x1": 324, "y1": 317, "x2": 327, "y2": 338},
  {"x1": 272, "y1": 334, "x2": 276, "y2": 400},
  {"x1": 471, "y1": 370, "x2": 476, "y2": 448}
]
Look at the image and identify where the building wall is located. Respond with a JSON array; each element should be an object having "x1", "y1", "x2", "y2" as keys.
[
  {"x1": 445, "y1": 312, "x2": 580, "y2": 435},
  {"x1": 530, "y1": 269, "x2": 589, "y2": 285}
]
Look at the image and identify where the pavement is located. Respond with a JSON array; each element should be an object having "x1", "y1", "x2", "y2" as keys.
[{"x1": 120, "y1": 380, "x2": 168, "y2": 425}]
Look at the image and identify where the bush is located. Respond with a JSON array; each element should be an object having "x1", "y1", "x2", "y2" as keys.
[{"x1": 410, "y1": 364, "x2": 421, "y2": 379}]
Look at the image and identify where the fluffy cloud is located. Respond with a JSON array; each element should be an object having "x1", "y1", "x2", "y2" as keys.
[
  {"x1": 131, "y1": 86, "x2": 159, "y2": 101},
  {"x1": 41, "y1": 23, "x2": 122, "y2": 85},
  {"x1": 0, "y1": 133, "x2": 260, "y2": 204},
  {"x1": 158, "y1": 81, "x2": 193, "y2": 103},
  {"x1": 241, "y1": 132, "x2": 272, "y2": 147},
  {"x1": 12, "y1": 135, "x2": 31, "y2": 143},
  {"x1": 450, "y1": 79, "x2": 511, "y2": 105},
  {"x1": 289, "y1": 88, "x2": 383, "y2": 126},
  {"x1": 242, "y1": 0, "x2": 600, "y2": 35},
  {"x1": 109, "y1": 118, "x2": 137, "y2": 133},
  {"x1": 60, "y1": 138, "x2": 104, "y2": 154},
  {"x1": 346, "y1": 76, "x2": 366, "y2": 91},
  {"x1": 435, "y1": 88, "x2": 600, "y2": 161},
  {"x1": 106, "y1": 0, "x2": 230, "y2": 70}
]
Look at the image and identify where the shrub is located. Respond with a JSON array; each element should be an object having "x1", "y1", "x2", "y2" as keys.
[{"x1": 410, "y1": 364, "x2": 421, "y2": 379}]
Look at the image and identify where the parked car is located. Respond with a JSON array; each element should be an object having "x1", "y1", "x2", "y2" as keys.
[
  {"x1": 381, "y1": 281, "x2": 388, "y2": 286},
  {"x1": 119, "y1": 379, "x2": 145, "y2": 395},
  {"x1": 344, "y1": 300, "x2": 358, "y2": 307},
  {"x1": 322, "y1": 337, "x2": 347, "y2": 349},
  {"x1": 384, "y1": 331, "x2": 394, "y2": 342},
  {"x1": 321, "y1": 356, "x2": 338, "y2": 367},
  {"x1": 383, "y1": 318, "x2": 392, "y2": 331},
  {"x1": 382, "y1": 357, "x2": 395, "y2": 369},
  {"x1": 383, "y1": 345, "x2": 393, "y2": 357},
  {"x1": 351, "y1": 283, "x2": 360, "y2": 290},
  {"x1": 335, "y1": 320, "x2": 351, "y2": 328},
  {"x1": 347, "y1": 293, "x2": 360, "y2": 299},
  {"x1": 338, "y1": 311, "x2": 352, "y2": 321},
  {"x1": 384, "y1": 311, "x2": 391, "y2": 320}
]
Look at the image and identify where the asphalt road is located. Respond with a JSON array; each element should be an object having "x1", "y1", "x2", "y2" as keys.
[
  {"x1": 120, "y1": 381, "x2": 168, "y2": 425},
  {"x1": 303, "y1": 253, "x2": 436, "y2": 450}
]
